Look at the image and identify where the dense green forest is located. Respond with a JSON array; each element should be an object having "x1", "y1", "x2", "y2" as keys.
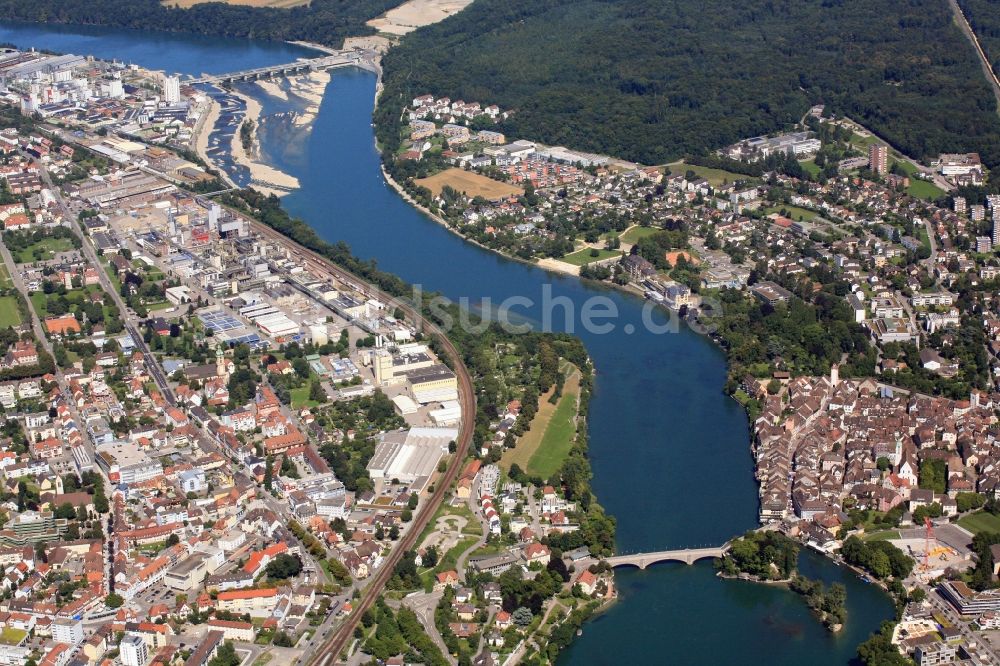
[
  {"x1": 377, "y1": 0, "x2": 1000, "y2": 167},
  {"x1": 959, "y1": 0, "x2": 1000, "y2": 77},
  {"x1": 0, "y1": 0, "x2": 394, "y2": 47}
]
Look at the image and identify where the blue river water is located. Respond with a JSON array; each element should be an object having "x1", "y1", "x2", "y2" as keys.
[{"x1": 0, "y1": 22, "x2": 895, "y2": 664}]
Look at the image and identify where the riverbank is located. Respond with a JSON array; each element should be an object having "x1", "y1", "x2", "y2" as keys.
[
  {"x1": 193, "y1": 95, "x2": 221, "y2": 168},
  {"x1": 381, "y1": 164, "x2": 631, "y2": 288},
  {"x1": 288, "y1": 70, "x2": 330, "y2": 128},
  {"x1": 198, "y1": 60, "x2": 890, "y2": 666},
  {"x1": 228, "y1": 85, "x2": 300, "y2": 197}
]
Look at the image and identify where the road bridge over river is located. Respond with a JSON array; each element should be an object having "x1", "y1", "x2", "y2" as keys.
[{"x1": 605, "y1": 545, "x2": 729, "y2": 569}]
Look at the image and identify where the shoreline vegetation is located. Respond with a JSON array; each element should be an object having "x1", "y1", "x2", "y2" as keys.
[
  {"x1": 215, "y1": 186, "x2": 617, "y2": 539},
  {"x1": 226, "y1": 60, "x2": 892, "y2": 662},
  {"x1": 201, "y1": 49, "x2": 901, "y2": 666},
  {"x1": 716, "y1": 532, "x2": 846, "y2": 633},
  {"x1": 215, "y1": 186, "x2": 616, "y2": 663},
  {"x1": 0, "y1": 0, "x2": 400, "y2": 50},
  {"x1": 379, "y1": 164, "x2": 588, "y2": 282}
]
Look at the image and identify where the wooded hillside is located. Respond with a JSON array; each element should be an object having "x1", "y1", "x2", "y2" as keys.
[{"x1": 378, "y1": 0, "x2": 1000, "y2": 166}]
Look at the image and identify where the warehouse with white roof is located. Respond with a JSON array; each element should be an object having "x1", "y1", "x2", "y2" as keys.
[{"x1": 366, "y1": 427, "x2": 458, "y2": 492}]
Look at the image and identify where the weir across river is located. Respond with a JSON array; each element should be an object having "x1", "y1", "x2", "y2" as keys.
[{"x1": 188, "y1": 51, "x2": 361, "y2": 85}]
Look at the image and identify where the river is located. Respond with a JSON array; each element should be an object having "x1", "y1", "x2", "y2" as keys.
[{"x1": 0, "y1": 22, "x2": 895, "y2": 664}]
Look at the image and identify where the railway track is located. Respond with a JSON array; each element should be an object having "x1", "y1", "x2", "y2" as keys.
[{"x1": 246, "y1": 218, "x2": 476, "y2": 665}]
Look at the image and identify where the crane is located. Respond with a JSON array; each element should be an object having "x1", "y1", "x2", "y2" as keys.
[{"x1": 924, "y1": 516, "x2": 935, "y2": 570}]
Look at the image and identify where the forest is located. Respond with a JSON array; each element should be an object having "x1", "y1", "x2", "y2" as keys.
[
  {"x1": 959, "y1": 0, "x2": 1000, "y2": 78},
  {"x1": 377, "y1": 0, "x2": 1000, "y2": 167},
  {"x1": 0, "y1": 0, "x2": 395, "y2": 47}
]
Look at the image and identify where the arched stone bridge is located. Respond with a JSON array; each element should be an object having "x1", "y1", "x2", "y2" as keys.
[{"x1": 604, "y1": 545, "x2": 729, "y2": 569}]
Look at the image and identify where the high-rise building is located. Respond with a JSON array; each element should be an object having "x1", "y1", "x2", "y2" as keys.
[
  {"x1": 993, "y1": 211, "x2": 1000, "y2": 247},
  {"x1": 162, "y1": 75, "x2": 180, "y2": 105},
  {"x1": 120, "y1": 634, "x2": 149, "y2": 666},
  {"x1": 954, "y1": 196, "x2": 967, "y2": 215},
  {"x1": 51, "y1": 618, "x2": 83, "y2": 645},
  {"x1": 209, "y1": 203, "x2": 221, "y2": 230},
  {"x1": 868, "y1": 144, "x2": 888, "y2": 175}
]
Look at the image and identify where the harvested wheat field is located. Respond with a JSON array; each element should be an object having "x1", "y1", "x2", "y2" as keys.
[
  {"x1": 367, "y1": 0, "x2": 474, "y2": 35},
  {"x1": 414, "y1": 168, "x2": 522, "y2": 200}
]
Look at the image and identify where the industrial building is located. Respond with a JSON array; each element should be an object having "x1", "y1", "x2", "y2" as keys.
[
  {"x1": 367, "y1": 427, "x2": 458, "y2": 492},
  {"x1": 405, "y1": 365, "x2": 458, "y2": 404}
]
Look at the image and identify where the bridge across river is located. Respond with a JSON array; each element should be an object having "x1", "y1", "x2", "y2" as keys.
[
  {"x1": 189, "y1": 52, "x2": 361, "y2": 85},
  {"x1": 604, "y1": 545, "x2": 729, "y2": 569}
]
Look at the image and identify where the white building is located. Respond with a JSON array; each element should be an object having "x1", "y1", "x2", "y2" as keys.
[
  {"x1": 162, "y1": 75, "x2": 180, "y2": 105},
  {"x1": 180, "y1": 468, "x2": 206, "y2": 493},
  {"x1": 120, "y1": 634, "x2": 149, "y2": 666},
  {"x1": 51, "y1": 618, "x2": 84, "y2": 645}
]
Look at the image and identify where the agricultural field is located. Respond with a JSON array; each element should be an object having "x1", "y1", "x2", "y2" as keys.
[
  {"x1": 502, "y1": 365, "x2": 581, "y2": 478},
  {"x1": 526, "y1": 384, "x2": 580, "y2": 478},
  {"x1": 414, "y1": 167, "x2": 523, "y2": 199},
  {"x1": 367, "y1": 0, "x2": 475, "y2": 35}
]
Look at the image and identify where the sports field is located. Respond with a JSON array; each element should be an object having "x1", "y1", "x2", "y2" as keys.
[{"x1": 415, "y1": 168, "x2": 522, "y2": 200}]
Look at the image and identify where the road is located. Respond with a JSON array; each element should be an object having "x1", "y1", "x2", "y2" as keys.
[
  {"x1": 0, "y1": 235, "x2": 61, "y2": 364},
  {"x1": 396, "y1": 590, "x2": 455, "y2": 666},
  {"x1": 246, "y1": 215, "x2": 477, "y2": 666},
  {"x1": 37, "y1": 164, "x2": 178, "y2": 408},
  {"x1": 927, "y1": 584, "x2": 1000, "y2": 664},
  {"x1": 829, "y1": 117, "x2": 953, "y2": 192},
  {"x1": 34, "y1": 149, "x2": 475, "y2": 662}
]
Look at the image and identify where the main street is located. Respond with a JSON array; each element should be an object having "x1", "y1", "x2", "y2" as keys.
[
  {"x1": 38, "y1": 164, "x2": 178, "y2": 407},
  {"x1": 925, "y1": 583, "x2": 1000, "y2": 665}
]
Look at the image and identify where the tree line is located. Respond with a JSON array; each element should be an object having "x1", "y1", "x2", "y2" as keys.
[{"x1": 0, "y1": 0, "x2": 397, "y2": 48}]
